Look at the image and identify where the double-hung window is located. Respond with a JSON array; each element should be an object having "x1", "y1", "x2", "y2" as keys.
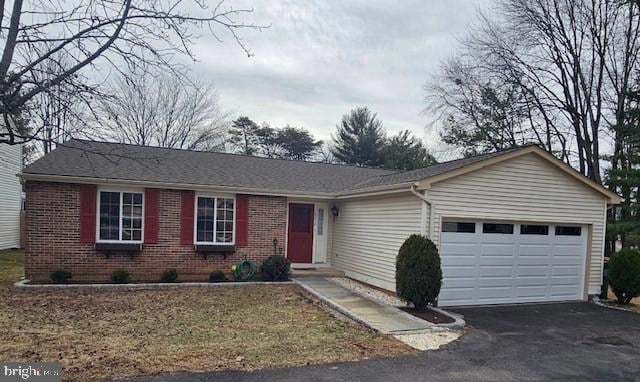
[
  {"x1": 195, "y1": 196, "x2": 235, "y2": 244},
  {"x1": 98, "y1": 190, "x2": 144, "y2": 242}
]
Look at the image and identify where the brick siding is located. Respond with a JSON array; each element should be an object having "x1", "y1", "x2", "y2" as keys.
[{"x1": 25, "y1": 181, "x2": 288, "y2": 282}]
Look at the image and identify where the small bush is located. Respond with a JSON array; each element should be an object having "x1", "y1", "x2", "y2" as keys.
[
  {"x1": 396, "y1": 234, "x2": 442, "y2": 310},
  {"x1": 209, "y1": 271, "x2": 227, "y2": 283},
  {"x1": 50, "y1": 270, "x2": 72, "y2": 284},
  {"x1": 261, "y1": 255, "x2": 291, "y2": 281},
  {"x1": 160, "y1": 269, "x2": 178, "y2": 283},
  {"x1": 608, "y1": 249, "x2": 640, "y2": 305},
  {"x1": 111, "y1": 269, "x2": 130, "y2": 284}
]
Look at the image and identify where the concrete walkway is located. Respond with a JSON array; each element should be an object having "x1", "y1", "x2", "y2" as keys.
[{"x1": 294, "y1": 277, "x2": 432, "y2": 334}]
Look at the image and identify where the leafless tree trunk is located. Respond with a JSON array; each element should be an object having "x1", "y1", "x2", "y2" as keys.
[{"x1": 0, "y1": 0, "x2": 264, "y2": 146}]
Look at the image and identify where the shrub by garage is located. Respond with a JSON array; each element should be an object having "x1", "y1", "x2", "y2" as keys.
[
  {"x1": 608, "y1": 249, "x2": 640, "y2": 305},
  {"x1": 396, "y1": 234, "x2": 442, "y2": 310}
]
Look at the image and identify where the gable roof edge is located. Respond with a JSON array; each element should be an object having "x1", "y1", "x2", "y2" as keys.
[{"x1": 415, "y1": 146, "x2": 623, "y2": 204}]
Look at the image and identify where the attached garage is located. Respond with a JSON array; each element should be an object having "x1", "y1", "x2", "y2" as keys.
[
  {"x1": 440, "y1": 220, "x2": 587, "y2": 306},
  {"x1": 331, "y1": 145, "x2": 622, "y2": 307}
]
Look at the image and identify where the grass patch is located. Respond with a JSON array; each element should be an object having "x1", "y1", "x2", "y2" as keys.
[
  {"x1": 0, "y1": 251, "x2": 413, "y2": 381},
  {"x1": 0, "y1": 249, "x2": 24, "y2": 286}
]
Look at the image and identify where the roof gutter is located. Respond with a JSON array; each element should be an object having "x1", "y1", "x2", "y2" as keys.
[
  {"x1": 410, "y1": 184, "x2": 433, "y2": 238},
  {"x1": 334, "y1": 182, "x2": 415, "y2": 199}
]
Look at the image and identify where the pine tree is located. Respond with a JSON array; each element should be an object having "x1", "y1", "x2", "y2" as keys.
[
  {"x1": 332, "y1": 107, "x2": 386, "y2": 166},
  {"x1": 606, "y1": 87, "x2": 640, "y2": 252},
  {"x1": 228, "y1": 117, "x2": 259, "y2": 155},
  {"x1": 382, "y1": 130, "x2": 437, "y2": 170}
]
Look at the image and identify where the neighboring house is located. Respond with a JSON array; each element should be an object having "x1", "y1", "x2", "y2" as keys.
[
  {"x1": 21, "y1": 140, "x2": 621, "y2": 307},
  {"x1": 0, "y1": 144, "x2": 23, "y2": 249}
]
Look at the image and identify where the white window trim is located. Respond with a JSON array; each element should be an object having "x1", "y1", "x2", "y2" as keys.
[
  {"x1": 194, "y1": 194, "x2": 236, "y2": 245},
  {"x1": 96, "y1": 188, "x2": 145, "y2": 244}
]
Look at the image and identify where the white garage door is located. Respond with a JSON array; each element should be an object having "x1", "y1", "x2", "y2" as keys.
[{"x1": 439, "y1": 220, "x2": 587, "y2": 307}]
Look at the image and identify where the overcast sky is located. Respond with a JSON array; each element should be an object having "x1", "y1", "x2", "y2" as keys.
[{"x1": 190, "y1": 0, "x2": 489, "y2": 154}]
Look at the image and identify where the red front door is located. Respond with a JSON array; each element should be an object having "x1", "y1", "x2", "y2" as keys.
[{"x1": 287, "y1": 203, "x2": 314, "y2": 263}]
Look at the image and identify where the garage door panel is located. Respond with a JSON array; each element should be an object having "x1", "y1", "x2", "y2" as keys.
[
  {"x1": 478, "y1": 257, "x2": 515, "y2": 267},
  {"x1": 476, "y1": 286, "x2": 512, "y2": 299},
  {"x1": 516, "y1": 265, "x2": 548, "y2": 277},
  {"x1": 550, "y1": 275, "x2": 581, "y2": 285},
  {"x1": 516, "y1": 276, "x2": 548, "y2": 286},
  {"x1": 443, "y1": 277, "x2": 475, "y2": 288},
  {"x1": 443, "y1": 266, "x2": 475, "y2": 277},
  {"x1": 441, "y1": 242, "x2": 477, "y2": 255},
  {"x1": 518, "y1": 256, "x2": 551, "y2": 266},
  {"x1": 439, "y1": 288, "x2": 474, "y2": 303},
  {"x1": 480, "y1": 243, "x2": 514, "y2": 256},
  {"x1": 551, "y1": 257, "x2": 583, "y2": 266},
  {"x1": 515, "y1": 286, "x2": 547, "y2": 298},
  {"x1": 478, "y1": 266, "x2": 512, "y2": 277},
  {"x1": 440, "y1": 220, "x2": 586, "y2": 306},
  {"x1": 518, "y1": 244, "x2": 550, "y2": 256},
  {"x1": 551, "y1": 265, "x2": 582, "y2": 276},
  {"x1": 442, "y1": 257, "x2": 476, "y2": 267},
  {"x1": 477, "y1": 277, "x2": 513, "y2": 288},
  {"x1": 550, "y1": 285, "x2": 581, "y2": 297}
]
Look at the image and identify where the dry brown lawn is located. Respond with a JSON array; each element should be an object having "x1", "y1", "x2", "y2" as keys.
[{"x1": 0, "y1": 250, "x2": 413, "y2": 381}]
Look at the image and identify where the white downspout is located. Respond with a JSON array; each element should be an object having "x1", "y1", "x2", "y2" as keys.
[{"x1": 410, "y1": 184, "x2": 432, "y2": 238}]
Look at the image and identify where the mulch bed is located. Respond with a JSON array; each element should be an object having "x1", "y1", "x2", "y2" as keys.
[{"x1": 400, "y1": 307, "x2": 455, "y2": 324}]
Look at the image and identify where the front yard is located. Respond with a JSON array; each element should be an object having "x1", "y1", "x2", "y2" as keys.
[{"x1": 0, "y1": 250, "x2": 413, "y2": 381}]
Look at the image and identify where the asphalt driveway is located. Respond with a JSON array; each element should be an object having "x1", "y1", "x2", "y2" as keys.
[{"x1": 129, "y1": 303, "x2": 640, "y2": 382}]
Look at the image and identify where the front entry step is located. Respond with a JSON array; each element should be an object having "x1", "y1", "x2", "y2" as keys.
[{"x1": 291, "y1": 267, "x2": 345, "y2": 278}]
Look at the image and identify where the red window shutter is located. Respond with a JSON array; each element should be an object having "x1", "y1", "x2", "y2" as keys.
[
  {"x1": 144, "y1": 188, "x2": 160, "y2": 244},
  {"x1": 235, "y1": 194, "x2": 249, "y2": 247},
  {"x1": 181, "y1": 191, "x2": 195, "y2": 245},
  {"x1": 79, "y1": 184, "x2": 97, "y2": 243}
]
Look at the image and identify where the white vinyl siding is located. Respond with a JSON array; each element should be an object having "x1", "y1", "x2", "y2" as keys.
[
  {"x1": 331, "y1": 193, "x2": 422, "y2": 291},
  {"x1": 0, "y1": 144, "x2": 22, "y2": 249},
  {"x1": 428, "y1": 153, "x2": 607, "y2": 296}
]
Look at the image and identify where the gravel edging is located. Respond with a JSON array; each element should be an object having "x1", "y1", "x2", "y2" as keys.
[
  {"x1": 591, "y1": 296, "x2": 638, "y2": 313},
  {"x1": 394, "y1": 330, "x2": 462, "y2": 351},
  {"x1": 14, "y1": 279, "x2": 294, "y2": 290},
  {"x1": 328, "y1": 277, "x2": 465, "y2": 330}
]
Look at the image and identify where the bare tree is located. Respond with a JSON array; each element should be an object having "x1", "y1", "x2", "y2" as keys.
[
  {"x1": 317, "y1": 142, "x2": 337, "y2": 163},
  {"x1": 0, "y1": 0, "x2": 263, "y2": 146},
  {"x1": 28, "y1": 50, "x2": 93, "y2": 155},
  {"x1": 96, "y1": 67, "x2": 228, "y2": 151},
  {"x1": 427, "y1": 56, "x2": 569, "y2": 160},
  {"x1": 428, "y1": 0, "x2": 640, "y2": 182}
]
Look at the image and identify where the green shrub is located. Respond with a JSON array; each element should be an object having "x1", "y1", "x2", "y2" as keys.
[
  {"x1": 396, "y1": 234, "x2": 442, "y2": 310},
  {"x1": 608, "y1": 249, "x2": 640, "y2": 305},
  {"x1": 209, "y1": 271, "x2": 227, "y2": 283},
  {"x1": 111, "y1": 269, "x2": 130, "y2": 284},
  {"x1": 261, "y1": 255, "x2": 291, "y2": 281},
  {"x1": 160, "y1": 269, "x2": 178, "y2": 283},
  {"x1": 50, "y1": 270, "x2": 72, "y2": 284}
]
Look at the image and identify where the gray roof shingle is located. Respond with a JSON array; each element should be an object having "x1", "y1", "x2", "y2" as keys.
[
  {"x1": 23, "y1": 140, "x2": 396, "y2": 194},
  {"x1": 341, "y1": 145, "x2": 530, "y2": 192},
  {"x1": 22, "y1": 140, "x2": 533, "y2": 195}
]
